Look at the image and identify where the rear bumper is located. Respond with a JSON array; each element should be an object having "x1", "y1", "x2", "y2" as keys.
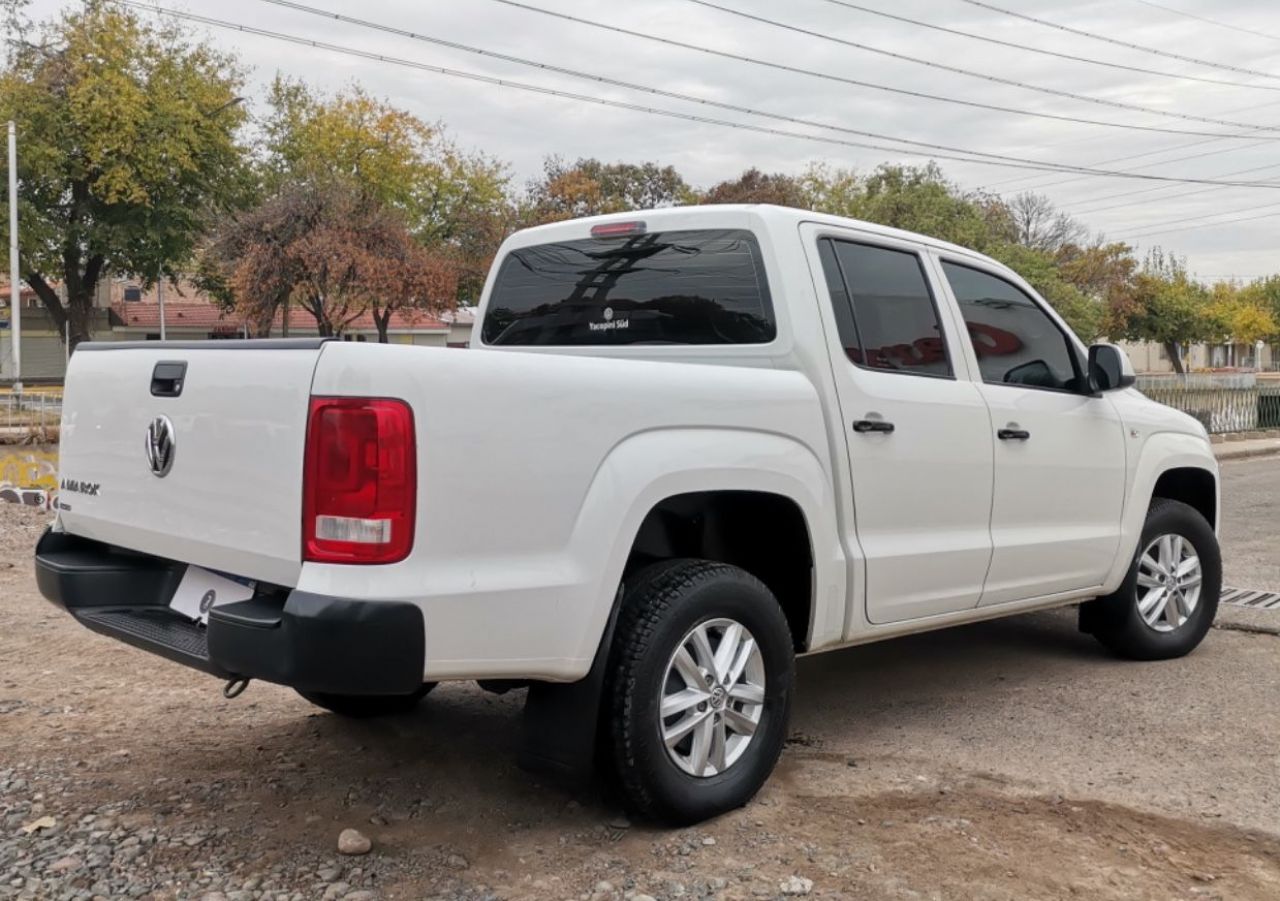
[{"x1": 34, "y1": 529, "x2": 426, "y2": 695}]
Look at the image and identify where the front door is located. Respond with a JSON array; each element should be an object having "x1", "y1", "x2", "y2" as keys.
[
  {"x1": 810, "y1": 232, "x2": 995, "y2": 624},
  {"x1": 936, "y1": 259, "x2": 1126, "y2": 606}
]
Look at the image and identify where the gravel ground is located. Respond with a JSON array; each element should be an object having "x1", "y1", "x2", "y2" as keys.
[{"x1": 1, "y1": 460, "x2": 1279, "y2": 900}]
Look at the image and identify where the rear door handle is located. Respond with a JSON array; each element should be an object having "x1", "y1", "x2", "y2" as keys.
[
  {"x1": 998, "y1": 428, "x2": 1031, "y2": 441},
  {"x1": 853, "y1": 419, "x2": 895, "y2": 434}
]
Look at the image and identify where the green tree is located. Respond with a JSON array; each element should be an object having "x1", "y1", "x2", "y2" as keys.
[
  {"x1": 1110, "y1": 249, "x2": 1212, "y2": 374},
  {"x1": 0, "y1": 0, "x2": 250, "y2": 349},
  {"x1": 833, "y1": 164, "x2": 1006, "y2": 251},
  {"x1": 988, "y1": 243, "x2": 1105, "y2": 341}
]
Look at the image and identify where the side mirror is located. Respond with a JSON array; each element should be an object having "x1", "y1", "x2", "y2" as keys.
[{"x1": 1088, "y1": 343, "x2": 1136, "y2": 392}]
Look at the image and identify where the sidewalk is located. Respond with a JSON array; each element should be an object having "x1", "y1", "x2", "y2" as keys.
[{"x1": 1214, "y1": 437, "x2": 1280, "y2": 462}]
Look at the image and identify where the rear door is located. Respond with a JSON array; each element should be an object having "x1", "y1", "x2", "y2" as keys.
[
  {"x1": 56, "y1": 342, "x2": 325, "y2": 586},
  {"x1": 805, "y1": 226, "x2": 995, "y2": 624},
  {"x1": 934, "y1": 258, "x2": 1126, "y2": 605}
]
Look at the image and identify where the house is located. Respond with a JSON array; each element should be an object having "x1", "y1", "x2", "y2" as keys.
[
  {"x1": 109, "y1": 301, "x2": 453, "y2": 347},
  {"x1": 3, "y1": 276, "x2": 469, "y2": 383},
  {"x1": 1116, "y1": 340, "x2": 1278, "y2": 374}
]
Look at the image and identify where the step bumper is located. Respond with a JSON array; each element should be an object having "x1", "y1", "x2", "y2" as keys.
[{"x1": 34, "y1": 528, "x2": 425, "y2": 695}]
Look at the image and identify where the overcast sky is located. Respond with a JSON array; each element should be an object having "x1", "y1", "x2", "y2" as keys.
[{"x1": 26, "y1": 0, "x2": 1280, "y2": 280}]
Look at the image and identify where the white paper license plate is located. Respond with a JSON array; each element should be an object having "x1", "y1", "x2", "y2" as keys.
[{"x1": 168, "y1": 566, "x2": 255, "y2": 625}]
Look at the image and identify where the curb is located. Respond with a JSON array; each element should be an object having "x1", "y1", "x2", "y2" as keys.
[{"x1": 1214, "y1": 442, "x2": 1280, "y2": 462}]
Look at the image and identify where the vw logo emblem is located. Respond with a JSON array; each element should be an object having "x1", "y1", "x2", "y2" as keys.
[
  {"x1": 145, "y1": 415, "x2": 176, "y2": 478},
  {"x1": 603, "y1": 306, "x2": 614, "y2": 322}
]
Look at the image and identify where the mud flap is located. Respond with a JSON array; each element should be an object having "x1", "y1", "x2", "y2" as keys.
[{"x1": 518, "y1": 586, "x2": 623, "y2": 785}]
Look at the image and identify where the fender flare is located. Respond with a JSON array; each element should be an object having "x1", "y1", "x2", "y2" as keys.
[
  {"x1": 562, "y1": 426, "x2": 842, "y2": 666},
  {"x1": 1100, "y1": 431, "x2": 1219, "y2": 593},
  {"x1": 519, "y1": 426, "x2": 842, "y2": 784}
]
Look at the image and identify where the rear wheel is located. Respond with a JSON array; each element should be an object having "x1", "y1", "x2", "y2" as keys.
[
  {"x1": 1083, "y1": 499, "x2": 1220, "y2": 660},
  {"x1": 604, "y1": 559, "x2": 795, "y2": 825},
  {"x1": 297, "y1": 683, "x2": 436, "y2": 718}
]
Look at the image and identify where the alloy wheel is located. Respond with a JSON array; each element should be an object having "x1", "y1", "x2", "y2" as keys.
[
  {"x1": 1136, "y1": 533, "x2": 1203, "y2": 632},
  {"x1": 659, "y1": 617, "x2": 766, "y2": 777}
]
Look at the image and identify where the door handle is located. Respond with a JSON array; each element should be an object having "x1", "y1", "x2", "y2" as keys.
[
  {"x1": 150, "y1": 361, "x2": 187, "y2": 398},
  {"x1": 853, "y1": 419, "x2": 895, "y2": 434},
  {"x1": 998, "y1": 427, "x2": 1031, "y2": 441}
]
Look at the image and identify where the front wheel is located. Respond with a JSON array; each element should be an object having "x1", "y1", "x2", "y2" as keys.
[
  {"x1": 297, "y1": 682, "x2": 437, "y2": 718},
  {"x1": 1083, "y1": 499, "x2": 1220, "y2": 660},
  {"x1": 604, "y1": 560, "x2": 795, "y2": 825}
]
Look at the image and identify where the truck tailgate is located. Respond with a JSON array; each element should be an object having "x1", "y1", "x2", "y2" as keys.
[{"x1": 55, "y1": 341, "x2": 324, "y2": 586}]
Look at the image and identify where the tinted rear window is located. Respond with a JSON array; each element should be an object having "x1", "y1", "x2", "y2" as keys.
[{"x1": 481, "y1": 229, "x2": 775, "y2": 346}]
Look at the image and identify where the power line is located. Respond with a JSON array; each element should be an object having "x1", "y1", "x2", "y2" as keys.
[
  {"x1": 1127, "y1": 208, "x2": 1280, "y2": 240},
  {"x1": 1129, "y1": 0, "x2": 1280, "y2": 45},
  {"x1": 481, "y1": 0, "x2": 1276, "y2": 141},
  {"x1": 1002, "y1": 137, "x2": 1280, "y2": 200},
  {"x1": 127, "y1": 3, "x2": 1280, "y2": 189},
  {"x1": 682, "y1": 0, "x2": 1280, "y2": 132},
  {"x1": 252, "y1": 0, "x2": 1279, "y2": 180},
  {"x1": 978, "y1": 114, "x2": 1280, "y2": 194},
  {"x1": 129, "y1": 0, "x2": 1259, "y2": 184},
  {"x1": 817, "y1": 0, "x2": 1280, "y2": 92},
  {"x1": 1070, "y1": 161, "x2": 1280, "y2": 217},
  {"x1": 960, "y1": 0, "x2": 1280, "y2": 82},
  {"x1": 1121, "y1": 198, "x2": 1280, "y2": 239}
]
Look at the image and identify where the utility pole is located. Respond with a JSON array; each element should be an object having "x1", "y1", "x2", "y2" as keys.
[
  {"x1": 7, "y1": 120, "x2": 20, "y2": 394},
  {"x1": 158, "y1": 278, "x2": 166, "y2": 341}
]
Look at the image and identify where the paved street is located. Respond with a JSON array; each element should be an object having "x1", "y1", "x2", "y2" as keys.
[
  {"x1": 0, "y1": 458, "x2": 1278, "y2": 899},
  {"x1": 1219, "y1": 456, "x2": 1280, "y2": 590}
]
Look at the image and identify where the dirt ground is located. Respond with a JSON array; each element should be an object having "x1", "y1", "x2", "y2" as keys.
[{"x1": 2, "y1": 460, "x2": 1280, "y2": 900}]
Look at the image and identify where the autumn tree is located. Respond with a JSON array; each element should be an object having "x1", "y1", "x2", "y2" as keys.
[
  {"x1": 701, "y1": 168, "x2": 805, "y2": 206},
  {"x1": 1239, "y1": 275, "x2": 1280, "y2": 342},
  {"x1": 1206, "y1": 281, "x2": 1278, "y2": 348},
  {"x1": 207, "y1": 179, "x2": 455, "y2": 341},
  {"x1": 0, "y1": 0, "x2": 250, "y2": 349},
  {"x1": 262, "y1": 78, "x2": 509, "y2": 303},
  {"x1": 523, "y1": 157, "x2": 690, "y2": 224}
]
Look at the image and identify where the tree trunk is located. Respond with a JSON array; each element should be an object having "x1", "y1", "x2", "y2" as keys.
[
  {"x1": 1164, "y1": 340, "x2": 1185, "y2": 375},
  {"x1": 373, "y1": 307, "x2": 391, "y2": 344},
  {"x1": 26, "y1": 254, "x2": 104, "y2": 354}
]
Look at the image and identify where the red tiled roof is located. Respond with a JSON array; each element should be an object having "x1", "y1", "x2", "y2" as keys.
[
  {"x1": 112, "y1": 302, "x2": 241, "y2": 330},
  {"x1": 111, "y1": 302, "x2": 447, "y2": 333}
]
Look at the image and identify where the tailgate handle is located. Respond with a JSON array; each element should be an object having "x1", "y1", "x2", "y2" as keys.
[{"x1": 151, "y1": 361, "x2": 188, "y2": 398}]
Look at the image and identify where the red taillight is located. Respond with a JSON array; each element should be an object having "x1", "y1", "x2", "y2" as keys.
[{"x1": 303, "y1": 397, "x2": 416, "y2": 564}]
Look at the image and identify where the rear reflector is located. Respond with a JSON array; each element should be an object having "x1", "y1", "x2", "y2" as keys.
[
  {"x1": 303, "y1": 397, "x2": 416, "y2": 564},
  {"x1": 590, "y1": 220, "x2": 647, "y2": 238}
]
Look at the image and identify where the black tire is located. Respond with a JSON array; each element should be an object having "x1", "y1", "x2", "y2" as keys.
[
  {"x1": 604, "y1": 559, "x2": 795, "y2": 825},
  {"x1": 297, "y1": 682, "x2": 437, "y2": 718},
  {"x1": 1083, "y1": 498, "x2": 1220, "y2": 660}
]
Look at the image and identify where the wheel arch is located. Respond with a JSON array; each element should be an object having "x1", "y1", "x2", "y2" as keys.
[
  {"x1": 1151, "y1": 466, "x2": 1218, "y2": 530},
  {"x1": 623, "y1": 489, "x2": 816, "y2": 652}
]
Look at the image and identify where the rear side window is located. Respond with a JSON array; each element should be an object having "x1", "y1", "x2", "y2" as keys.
[
  {"x1": 941, "y1": 261, "x2": 1082, "y2": 392},
  {"x1": 481, "y1": 229, "x2": 775, "y2": 346},
  {"x1": 818, "y1": 239, "x2": 952, "y2": 378}
]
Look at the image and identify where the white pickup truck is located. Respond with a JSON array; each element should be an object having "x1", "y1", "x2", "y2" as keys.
[{"x1": 36, "y1": 205, "x2": 1220, "y2": 824}]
